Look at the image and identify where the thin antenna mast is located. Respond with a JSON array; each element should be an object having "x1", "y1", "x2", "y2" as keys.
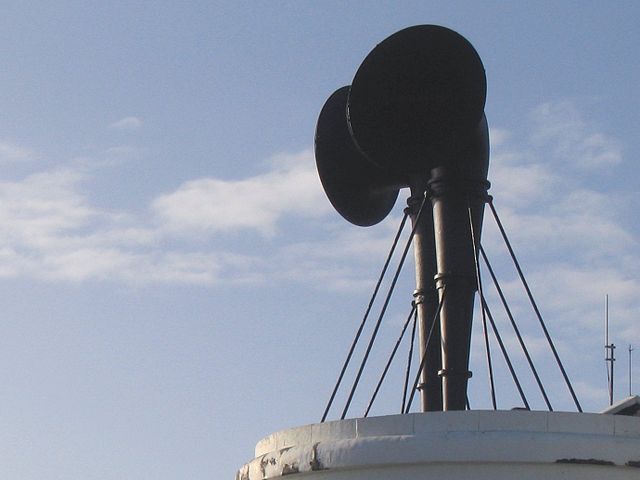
[
  {"x1": 629, "y1": 345, "x2": 633, "y2": 397},
  {"x1": 604, "y1": 294, "x2": 616, "y2": 406}
]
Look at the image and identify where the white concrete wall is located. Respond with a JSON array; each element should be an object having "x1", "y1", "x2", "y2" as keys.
[{"x1": 236, "y1": 411, "x2": 640, "y2": 480}]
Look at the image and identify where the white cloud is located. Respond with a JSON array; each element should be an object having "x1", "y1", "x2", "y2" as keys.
[
  {"x1": 489, "y1": 161, "x2": 557, "y2": 208},
  {"x1": 485, "y1": 101, "x2": 636, "y2": 264},
  {"x1": 109, "y1": 116, "x2": 143, "y2": 130},
  {"x1": 0, "y1": 101, "x2": 634, "y2": 410},
  {"x1": 572, "y1": 380, "x2": 608, "y2": 406},
  {"x1": 0, "y1": 148, "x2": 334, "y2": 285},
  {"x1": 0, "y1": 164, "x2": 221, "y2": 283},
  {"x1": 152, "y1": 149, "x2": 329, "y2": 236},
  {"x1": 488, "y1": 127, "x2": 510, "y2": 147},
  {"x1": 0, "y1": 169, "x2": 95, "y2": 245},
  {"x1": 0, "y1": 140, "x2": 35, "y2": 162},
  {"x1": 530, "y1": 101, "x2": 622, "y2": 168},
  {"x1": 475, "y1": 101, "x2": 638, "y2": 410},
  {"x1": 271, "y1": 215, "x2": 407, "y2": 291},
  {"x1": 0, "y1": 99, "x2": 635, "y2": 333}
]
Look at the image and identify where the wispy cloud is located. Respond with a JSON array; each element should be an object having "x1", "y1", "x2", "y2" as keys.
[
  {"x1": 530, "y1": 101, "x2": 622, "y2": 168},
  {"x1": 0, "y1": 100, "x2": 637, "y2": 412},
  {"x1": 0, "y1": 140, "x2": 35, "y2": 163},
  {"x1": 486, "y1": 100, "x2": 635, "y2": 263},
  {"x1": 0, "y1": 168, "x2": 95, "y2": 245},
  {"x1": 477, "y1": 101, "x2": 638, "y2": 409},
  {"x1": 152, "y1": 149, "x2": 329, "y2": 237},
  {"x1": 0, "y1": 98, "x2": 636, "y2": 342},
  {"x1": 0, "y1": 149, "x2": 330, "y2": 285},
  {"x1": 109, "y1": 116, "x2": 143, "y2": 130}
]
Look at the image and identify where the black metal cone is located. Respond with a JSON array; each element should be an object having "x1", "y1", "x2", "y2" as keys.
[{"x1": 348, "y1": 25, "x2": 486, "y2": 176}]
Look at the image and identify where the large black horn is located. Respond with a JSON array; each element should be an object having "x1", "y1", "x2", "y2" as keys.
[
  {"x1": 315, "y1": 86, "x2": 403, "y2": 226},
  {"x1": 347, "y1": 25, "x2": 486, "y2": 175}
]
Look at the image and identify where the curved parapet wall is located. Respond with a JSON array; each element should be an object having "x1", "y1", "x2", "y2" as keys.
[{"x1": 237, "y1": 411, "x2": 640, "y2": 480}]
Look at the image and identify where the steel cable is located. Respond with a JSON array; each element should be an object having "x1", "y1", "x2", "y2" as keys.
[
  {"x1": 340, "y1": 194, "x2": 428, "y2": 420},
  {"x1": 480, "y1": 245, "x2": 553, "y2": 411},
  {"x1": 321, "y1": 212, "x2": 409, "y2": 422},
  {"x1": 403, "y1": 286, "x2": 446, "y2": 414},
  {"x1": 468, "y1": 204, "x2": 497, "y2": 410},
  {"x1": 364, "y1": 303, "x2": 417, "y2": 417},
  {"x1": 488, "y1": 199, "x2": 582, "y2": 412},
  {"x1": 481, "y1": 299, "x2": 530, "y2": 410},
  {"x1": 401, "y1": 310, "x2": 418, "y2": 413}
]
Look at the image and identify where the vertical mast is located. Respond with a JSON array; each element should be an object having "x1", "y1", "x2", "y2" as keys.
[
  {"x1": 605, "y1": 294, "x2": 616, "y2": 406},
  {"x1": 407, "y1": 181, "x2": 442, "y2": 411},
  {"x1": 429, "y1": 116, "x2": 490, "y2": 410},
  {"x1": 629, "y1": 345, "x2": 633, "y2": 397}
]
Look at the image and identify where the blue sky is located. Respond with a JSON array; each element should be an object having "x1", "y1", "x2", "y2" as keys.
[{"x1": 0, "y1": 2, "x2": 639, "y2": 479}]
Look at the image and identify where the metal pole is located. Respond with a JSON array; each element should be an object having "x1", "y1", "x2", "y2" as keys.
[
  {"x1": 429, "y1": 170, "x2": 489, "y2": 410},
  {"x1": 605, "y1": 295, "x2": 611, "y2": 405},
  {"x1": 611, "y1": 343, "x2": 616, "y2": 405},
  {"x1": 629, "y1": 345, "x2": 633, "y2": 397},
  {"x1": 407, "y1": 182, "x2": 442, "y2": 411},
  {"x1": 605, "y1": 294, "x2": 609, "y2": 347},
  {"x1": 605, "y1": 295, "x2": 615, "y2": 406},
  {"x1": 427, "y1": 117, "x2": 490, "y2": 411}
]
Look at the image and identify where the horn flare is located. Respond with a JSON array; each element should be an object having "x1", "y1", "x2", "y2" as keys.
[
  {"x1": 347, "y1": 25, "x2": 487, "y2": 175},
  {"x1": 315, "y1": 86, "x2": 400, "y2": 226}
]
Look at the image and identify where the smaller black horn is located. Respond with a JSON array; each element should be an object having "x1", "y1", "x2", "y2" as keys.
[{"x1": 315, "y1": 86, "x2": 404, "y2": 226}]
